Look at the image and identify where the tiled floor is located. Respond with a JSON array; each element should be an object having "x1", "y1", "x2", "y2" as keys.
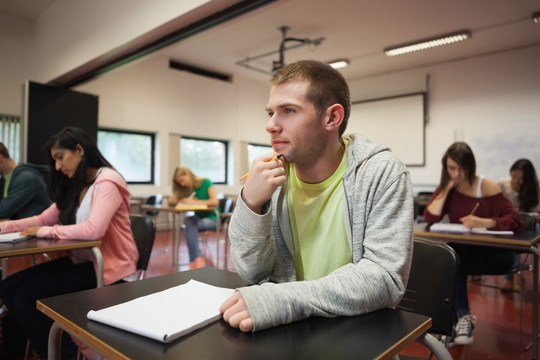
[{"x1": 4, "y1": 230, "x2": 538, "y2": 359}]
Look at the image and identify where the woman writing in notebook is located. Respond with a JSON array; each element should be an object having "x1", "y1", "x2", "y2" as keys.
[
  {"x1": 169, "y1": 166, "x2": 219, "y2": 269},
  {"x1": 0, "y1": 127, "x2": 138, "y2": 359},
  {"x1": 424, "y1": 141, "x2": 522, "y2": 347}
]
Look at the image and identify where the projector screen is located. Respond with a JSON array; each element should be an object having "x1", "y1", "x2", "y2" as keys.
[{"x1": 347, "y1": 93, "x2": 425, "y2": 166}]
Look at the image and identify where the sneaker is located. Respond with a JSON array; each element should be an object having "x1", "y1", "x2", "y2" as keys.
[{"x1": 454, "y1": 314, "x2": 477, "y2": 345}]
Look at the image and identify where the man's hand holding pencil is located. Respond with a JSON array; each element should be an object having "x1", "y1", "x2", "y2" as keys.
[{"x1": 241, "y1": 153, "x2": 286, "y2": 214}]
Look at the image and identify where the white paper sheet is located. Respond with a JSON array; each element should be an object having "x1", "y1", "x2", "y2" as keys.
[
  {"x1": 430, "y1": 223, "x2": 513, "y2": 235},
  {"x1": 87, "y1": 279, "x2": 235, "y2": 343},
  {"x1": 0, "y1": 232, "x2": 32, "y2": 243}
]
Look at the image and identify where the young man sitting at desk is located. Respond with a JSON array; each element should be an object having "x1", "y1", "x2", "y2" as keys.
[
  {"x1": 220, "y1": 60, "x2": 414, "y2": 333},
  {"x1": 0, "y1": 142, "x2": 51, "y2": 220}
]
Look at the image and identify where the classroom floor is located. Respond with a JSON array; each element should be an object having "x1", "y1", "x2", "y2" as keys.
[{"x1": 4, "y1": 230, "x2": 539, "y2": 360}]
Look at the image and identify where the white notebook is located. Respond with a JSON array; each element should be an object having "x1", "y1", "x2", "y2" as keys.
[
  {"x1": 87, "y1": 279, "x2": 236, "y2": 343},
  {"x1": 430, "y1": 223, "x2": 513, "y2": 235}
]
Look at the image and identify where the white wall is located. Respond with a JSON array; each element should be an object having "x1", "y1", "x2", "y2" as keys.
[{"x1": 0, "y1": 13, "x2": 32, "y2": 115}]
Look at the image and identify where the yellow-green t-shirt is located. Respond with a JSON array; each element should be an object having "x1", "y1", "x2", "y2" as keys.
[
  {"x1": 287, "y1": 146, "x2": 351, "y2": 280},
  {"x1": 3, "y1": 168, "x2": 15, "y2": 198}
]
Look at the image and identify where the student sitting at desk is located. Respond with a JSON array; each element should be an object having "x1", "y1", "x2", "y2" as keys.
[
  {"x1": 497, "y1": 158, "x2": 540, "y2": 291},
  {"x1": 220, "y1": 60, "x2": 414, "y2": 334},
  {"x1": 168, "y1": 166, "x2": 219, "y2": 269},
  {"x1": 0, "y1": 127, "x2": 138, "y2": 360},
  {"x1": 0, "y1": 142, "x2": 51, "y2": 219},
  {"x1": 424, "y1": 141, "x2": 522, "y2": 347}
]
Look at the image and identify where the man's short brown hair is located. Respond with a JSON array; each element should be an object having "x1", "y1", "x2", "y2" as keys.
[
  {"x1": 0, "y1": 143, "x2": 11, "y2": 159},
  {"x1": 270, "y1": 60, "x2": 351, "y2": 137}
]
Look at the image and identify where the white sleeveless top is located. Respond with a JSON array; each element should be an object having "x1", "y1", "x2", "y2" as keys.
[{"x1": 476, "y1": 175, "x2": 484, "y2": 198}]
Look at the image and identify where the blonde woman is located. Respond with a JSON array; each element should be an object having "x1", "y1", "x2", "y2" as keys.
[{"x1": 169, "y1": 166, "x2": 219, "y2": 269}]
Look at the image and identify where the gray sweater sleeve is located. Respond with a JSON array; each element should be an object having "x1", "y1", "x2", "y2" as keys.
[{"x1": 229, "y1": 150, "x2": 414, "y2": 332}]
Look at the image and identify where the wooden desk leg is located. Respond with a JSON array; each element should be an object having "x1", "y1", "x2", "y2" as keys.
[{"x1": 48, "y1": 322, "x2": 62, "y2": 360}]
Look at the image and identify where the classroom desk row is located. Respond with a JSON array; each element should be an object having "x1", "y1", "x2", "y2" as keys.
[
  {"x1": 141, "y1": 204, "x2": 225, "y2": 268},
  {"x1": 414, "y1": 222, "x2": 540, "y2": 359}
]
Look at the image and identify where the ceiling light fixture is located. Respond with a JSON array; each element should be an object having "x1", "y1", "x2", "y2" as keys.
[
  {"x1": 328, "y1": 60, "x2": 349, "y2": 69},
  {"x1": 533, "y1": 11, "x2": 540, "y2": 24},
  {"x1": 384, "y1": 30, "x2": 472, "y2": 57}
]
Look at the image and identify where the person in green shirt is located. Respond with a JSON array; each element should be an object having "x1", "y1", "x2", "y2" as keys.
[
  {"x1": 169, "y1": 166, "x2": 220, "y2": 269},
  {"x1": 0, "y1": 142, "x2": 51, "y2": 219}
]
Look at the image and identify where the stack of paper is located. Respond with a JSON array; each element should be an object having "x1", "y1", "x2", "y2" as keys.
[
  {"x1": 430, "y1": 223, "x2": 513, "y2": 235},
  {"x1": 87, "y1": 280, "x2": 235, "y2": 343}
]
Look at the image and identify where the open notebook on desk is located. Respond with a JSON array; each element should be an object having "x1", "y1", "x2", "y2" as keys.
[
  {"x1": 430, "y1": 223, "x2": 513, "y2": 235},
  {"x1": 0, "y1": 232, "x2": 32, "y2": 243},
  {"x1": 87, "y1": 280, "x2": 235, "y2": 343}
]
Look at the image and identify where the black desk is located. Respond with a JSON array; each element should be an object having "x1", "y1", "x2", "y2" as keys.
[{"x1": 38, "y1": 267, "x2": 431, "y2": 360}]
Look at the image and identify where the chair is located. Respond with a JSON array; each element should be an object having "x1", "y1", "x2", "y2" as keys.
[
  {"x1": 199, "y1": 196, "x2": 235, "y2": 268},
  {"x1": 398, "y1": 238, "x2": 460, "y2": 360},
  {"x1": 144, "y1": 194, "x2": 163, "y2": 217},
  {"x1": 128, "y1": 214, "x2": 157, "y2": 280}
]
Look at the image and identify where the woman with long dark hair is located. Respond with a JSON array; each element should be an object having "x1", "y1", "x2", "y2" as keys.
[
  {"x1": 0, "y1": 127, "x2": 138, "y2": 359},
  {"x1": 497, "y1": 158, "x2": 540, "y2": 291},
  {"x1": 424, "y1": 141, "x2": 522, "y2": 347}
]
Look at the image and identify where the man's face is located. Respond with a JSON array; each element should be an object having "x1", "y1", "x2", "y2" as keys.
[{"x1": 265, "y1": 81, "x2": 327, "y2": 165}]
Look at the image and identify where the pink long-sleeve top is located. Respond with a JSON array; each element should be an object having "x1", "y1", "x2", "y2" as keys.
[
  {"x1": 424, "y1": 186, "x2": 523, "y2": 232},
  {"x1": 0, "y1": 167, "x2": 138, "y2": 285}
]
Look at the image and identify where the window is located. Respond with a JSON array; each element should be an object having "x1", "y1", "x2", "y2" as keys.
[
  {"x1": 0, "y1": 114, "x2": 21, "y2": 162},
  {"x1": 97, "y1": 129, "x2": 155, "y2": 184},
  {"x1": 180, "y1": 137, "x2": 228, "y2": 184},
  {"x1": 247, "y1": 143, "x2": 273, "y2": 167}
]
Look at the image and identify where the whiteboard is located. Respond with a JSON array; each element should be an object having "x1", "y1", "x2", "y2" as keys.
[
  {"x1": 347, "y1": 93, "x2": 425, "y2": 166},
  {"x1": 467, "y1": 118, "x2": 540, "y2": 181}
]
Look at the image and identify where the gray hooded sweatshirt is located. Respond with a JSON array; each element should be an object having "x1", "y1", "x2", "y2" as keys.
[{"x1": 229, "y1": 134, "x2": 414, "y2": 331}]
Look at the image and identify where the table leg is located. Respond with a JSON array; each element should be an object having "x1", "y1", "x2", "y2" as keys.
[
  {"x1": 172, "y1": 213, "x2": 179, "y2": 267},
  {"x1": 92, "y1": 247, "x2": 104, "y2": 288},
  {"x1": 532, "y1": 250, "x2": 539, "y2": 359}
]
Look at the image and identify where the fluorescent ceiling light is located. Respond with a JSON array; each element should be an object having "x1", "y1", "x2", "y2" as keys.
[
  {"x1": 533, "y1": 11, "x2": 540, "y2": 23},
  {"x1": 329, "y1": 60, "x2": 349, "y2": 69},
  {"x1": 384, "y1": 30, "x2": 472, "y2": 57}
]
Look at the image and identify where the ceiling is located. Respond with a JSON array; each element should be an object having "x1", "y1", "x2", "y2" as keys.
[{"x1": 1, "y1": 0, "x2": 539, "y2": 84}]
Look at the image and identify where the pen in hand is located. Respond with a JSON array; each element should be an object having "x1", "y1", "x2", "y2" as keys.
[
  {"x1": 240, "y1": 154, "x2": 284, "y2": 181},
  {"x1": 470, "y1": 202, "x2": 479, "y2": 216}
]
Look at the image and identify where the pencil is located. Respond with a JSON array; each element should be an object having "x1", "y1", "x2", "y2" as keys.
[
  {"x1": 470, "y1": 202, "x2": 479, "y2": 215},
  {"x1": 240, "y1": 154, "x2": 283, "y2": 181}
]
